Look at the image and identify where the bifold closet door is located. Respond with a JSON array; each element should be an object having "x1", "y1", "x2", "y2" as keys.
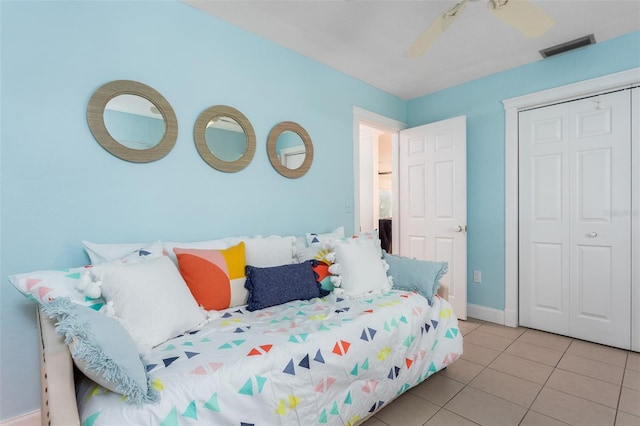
[{"x1": 519, "y1": 90, "x2": 632, "y2": 349}]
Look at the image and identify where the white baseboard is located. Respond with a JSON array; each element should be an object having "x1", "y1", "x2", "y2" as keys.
[
  {"x1": 467, "y1": 304, "x2": 505, "y2": 325},
  {"x1": 1, "y1": 410, "x2": 40, "y2": 426}
]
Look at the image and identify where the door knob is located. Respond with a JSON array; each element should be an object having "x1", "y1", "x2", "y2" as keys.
[
  {"x1": 456, "y1": 225, "x2": 466, "y2": 233},
  {"x1": 588, "y1": 232, "x2": 598, "y2": 238}
]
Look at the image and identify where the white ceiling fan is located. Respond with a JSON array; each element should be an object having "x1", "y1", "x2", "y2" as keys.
[{"x1": 406, "y1": 0, "x2": 555, "y2": 58}]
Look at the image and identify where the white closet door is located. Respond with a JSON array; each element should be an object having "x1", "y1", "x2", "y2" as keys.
[
  {"x1": 569, "y1": 91, "x2": 631, "y2": 347},
  {"x1": 519, "y1": 102, "x2": 571, "y2": 335},
  {"x1": 520, "y1": 90, "x2": 631, "y2": 349}
]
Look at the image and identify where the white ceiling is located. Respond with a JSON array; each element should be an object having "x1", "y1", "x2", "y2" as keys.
[{"x1": 184, "y1": 0, "x2": 640, "y2": 100}]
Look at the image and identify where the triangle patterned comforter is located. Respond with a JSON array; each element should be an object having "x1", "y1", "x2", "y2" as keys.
[{"x1": 77, "y1": 290, "x2": 463, "y2": 425}]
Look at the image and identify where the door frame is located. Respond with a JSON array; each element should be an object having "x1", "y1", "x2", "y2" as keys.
[
  {"x1": 502, "y1": 67, "x2": 640, "y2": 328},
  {"x1": 352, "y1": 107, "x2": 407, "y2": 238}
]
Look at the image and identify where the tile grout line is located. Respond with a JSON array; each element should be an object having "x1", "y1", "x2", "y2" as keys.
[
  {"x1": 512, "y1": 331, "x2": 571, "y2": 425},
  {"x1": 417, "y1": 320, "x2": 486, "y2": 426},
  {"x1": 612, "y1": 352, "x2": 631, "y2": 425},
  {"x1": 445, "y1": 324, "x2": 508, "y2": 425}
]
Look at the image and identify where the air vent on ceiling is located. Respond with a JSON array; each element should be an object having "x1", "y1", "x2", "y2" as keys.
[{"x1": 540, "y1": 34, "x2": 596, "y2": 58}]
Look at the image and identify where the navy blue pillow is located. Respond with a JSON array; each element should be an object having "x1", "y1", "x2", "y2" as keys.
[{"x1": 245, "y1": 261, "x2": 321, "y2": 311}]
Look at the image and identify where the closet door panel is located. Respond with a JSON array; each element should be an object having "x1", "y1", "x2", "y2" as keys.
[
  {"x1": 519, "y1": 103, "x2": 571, "y2": 334},
  {"x1": 569, "y1": 91, "x2": 631, "y2": 348}
]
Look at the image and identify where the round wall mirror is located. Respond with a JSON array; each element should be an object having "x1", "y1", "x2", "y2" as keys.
[
  {"x1": 103, "y1": 94, "x2": 164, "y2": 150},
  {"x1": 204, "y1": 116, "x2": 247, "y2": 162},
  {"x1": 87, "y1": 80, "x2": 178, "y2": 162},
  {"x1": 194, "y1": 105, "x2": 256, "y2": 172},
  {"x1": 267, "y1": 121, "x2": 314, "y2": 178}
]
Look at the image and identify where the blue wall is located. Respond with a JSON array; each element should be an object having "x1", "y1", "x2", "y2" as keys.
[
  {"x1": 408, "y1": 31, "x2": 640, "y2": 310},
  {"x1": 0, "y1": 0, "x2": 406, "y2": 419}
]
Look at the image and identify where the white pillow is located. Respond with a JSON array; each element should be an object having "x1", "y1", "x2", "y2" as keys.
[
  {"x1": 329, "y1": 238, "x2": 392, "y2": 298},
  {"x1": 163, "y1": 239, "x2": 230, "y2": 265},
  {"x1": 296, "y1": 242, "x2": 340, "y2": 265},
  {"x1": 354, "y1": 230, "x2": 383, "y2": 257},
  {"x1": 83, "y1": 241, "x2": 153, "y2": 265},
  {"x1": 243, "y1": 236, "x2": 296, "y2": 267},
  {"x1": 84, "y1": 239, "x2": 233, "y2": 266},
  {"x1": 297, "y1": 226, "x2": 345, "y2": 263},
  {"x1": 100, "y1": 256, "x2": 206, "y2": 354},
  {"x1": 294, "y1": 236, "x2": 307, "y2": 262},
  {"x1": 305, "y1": 226, "x2": 345, "y2": 246}
]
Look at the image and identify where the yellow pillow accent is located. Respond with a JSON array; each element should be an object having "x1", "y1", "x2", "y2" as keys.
[{"x1": 221, "y1": 241, "x2": 246, "y2": 279}]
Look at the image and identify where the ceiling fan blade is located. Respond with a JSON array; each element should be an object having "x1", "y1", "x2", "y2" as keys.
[
  {"x1": 406, "y1": 0, "x2": 468, "y2": 58},
  {"x1": 489, "y1": 0, "x2": 555, "y2": 37}
]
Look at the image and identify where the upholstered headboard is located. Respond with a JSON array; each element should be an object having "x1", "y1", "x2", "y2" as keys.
[{"x1": 36, "y1": 306, "x2": 80, "y2": 426}]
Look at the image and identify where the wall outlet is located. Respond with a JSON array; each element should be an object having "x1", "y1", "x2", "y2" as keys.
[{"x1": 473, "y1": 270, "x2": 482, "y2": 283}]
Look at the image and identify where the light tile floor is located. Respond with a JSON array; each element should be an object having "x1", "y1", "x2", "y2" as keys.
[{"x1": 361, "y1": 318, "x2": 640, "y2": 426}]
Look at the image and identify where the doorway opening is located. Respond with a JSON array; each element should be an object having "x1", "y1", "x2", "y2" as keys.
[
  {"x1": 359, "y1": 124, "x2": 394, "y2": 252},
  {"x1": 352, "y1": 107, "x2": 406, "y2": 255}
]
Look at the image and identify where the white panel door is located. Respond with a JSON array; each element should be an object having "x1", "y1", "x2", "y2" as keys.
[
  {"x1": 519, "y1": 102, "x2": 571, "y2": 334},
  {"x1": 520, "y1": 90, "x2": 632, "y2": 349},
  {"x1": 399, "y1": 116, "x2": 467, "y2": 319},
  {"x1": 570, "y1": 91, "x2": 631, "y2": 347}
]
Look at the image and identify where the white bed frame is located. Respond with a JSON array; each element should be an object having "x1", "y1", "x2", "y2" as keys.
[{"x1": 36, "y1": 286, "x2": 449, "y2": 426}]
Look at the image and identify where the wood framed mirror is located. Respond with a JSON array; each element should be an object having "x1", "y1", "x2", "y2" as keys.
[
  {"x1": 194, "y1": 105, "x2": 256, "y2": 173},
  {"x1": 267, "y1": 121, "x2": 314, "y2": 178},
  {"x1": 87, "y1": 80, "x2": 178, "y2": 163}
]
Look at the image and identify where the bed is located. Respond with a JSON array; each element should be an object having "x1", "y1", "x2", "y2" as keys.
[
  {"x1": 38, "y1": 286, "x2": 460, "y2": 426},
  {"x1": 24, "y1": 232, "x2": 462, "y2": 426}
]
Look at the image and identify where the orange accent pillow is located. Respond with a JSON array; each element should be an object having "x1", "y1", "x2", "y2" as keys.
[{"x1": 173, "y1": 242, "x2": 247, "y2": 310}]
